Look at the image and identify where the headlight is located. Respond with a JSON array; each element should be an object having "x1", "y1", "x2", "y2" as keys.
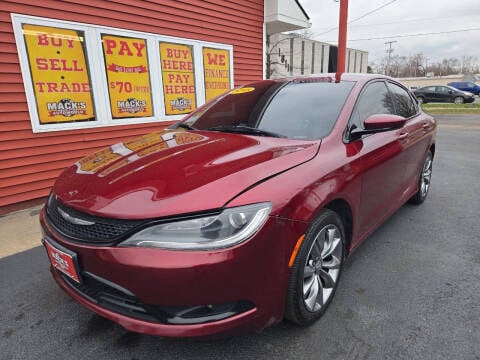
[{"x1": 119, "y1": 202, "x2": 271, "y2": 250}]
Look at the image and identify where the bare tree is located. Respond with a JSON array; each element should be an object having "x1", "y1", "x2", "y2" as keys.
[
  {"x1": 266, "y1": 32, "x2": 316, "y2": 79},
  {"x1": 265, "y1": 35, "x2": 291, "y2": 79},
  {"x1": 461, "y1": 56, "x2": 480, "y2": 74},
  {"x1": 370, "y1": 52, "x2": 480, "y2": 78}
]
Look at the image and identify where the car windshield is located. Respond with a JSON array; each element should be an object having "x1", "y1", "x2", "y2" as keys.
[{"x1": 178, "y1": 80, "x2": 355, "y2": 140}]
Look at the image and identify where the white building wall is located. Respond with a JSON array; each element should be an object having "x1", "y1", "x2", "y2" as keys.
[{"x1": 268, "y1": 33, "x2": 368, "y2": 78}]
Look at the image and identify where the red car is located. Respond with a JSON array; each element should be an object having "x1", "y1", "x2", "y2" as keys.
[{"x1": 40, "y1": 74, "x2": 436, "y2": 337}]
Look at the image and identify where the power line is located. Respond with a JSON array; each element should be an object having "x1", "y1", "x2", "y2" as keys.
[
  {"x1": 332, "y1": 15, "x2": 475, "y2": 30},
  {"x1": 316, "y1": 0, "x2": 399, "y2": 36},
  {"x1": 335, "y1": 27, "x2": 480, "y2": 42},
  {"x1": 349, "y1": 0, "x2": 399, "y2": 24}
]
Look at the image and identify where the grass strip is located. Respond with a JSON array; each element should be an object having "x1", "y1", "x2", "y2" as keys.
[{"x1": 421, "y1": 103, "x2": 480, "y2": 114}]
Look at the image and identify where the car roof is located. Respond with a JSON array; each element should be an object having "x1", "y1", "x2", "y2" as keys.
[
  {"x1": 417, "y1": 85, "x2": 460, "y2": 90},
  {"x1": 278, "y1": 73, "x2": 394, "y2": 86}
]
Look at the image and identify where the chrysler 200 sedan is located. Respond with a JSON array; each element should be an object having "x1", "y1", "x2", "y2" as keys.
[{"x1": 41, "y1": 74, "x2": 436, "y2": 337}]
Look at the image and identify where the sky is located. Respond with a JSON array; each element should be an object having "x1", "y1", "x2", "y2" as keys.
[{"x1": 299, "y1": 0, "x2": 480, "y2": 66}]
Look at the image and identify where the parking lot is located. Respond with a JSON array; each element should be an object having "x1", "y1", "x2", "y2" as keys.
[{"x1": 1, "y1": 114, "x2": 479, "y2": 360}]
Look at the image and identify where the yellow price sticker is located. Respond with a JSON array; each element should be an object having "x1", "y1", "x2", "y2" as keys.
[{"x1": 230, "y1": 87, "x2": 255, "y2": 95}]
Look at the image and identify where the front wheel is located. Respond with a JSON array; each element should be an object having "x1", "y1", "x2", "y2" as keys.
[
  {"x1": 454, "y1": 96, "x2": 464, "y2": 104},
  {"x1": 409, "y1": 150, "x2": 433, "y2": 204},
  {"x1": 285, "y1": 209, "x2": 345, "y2": 325}
]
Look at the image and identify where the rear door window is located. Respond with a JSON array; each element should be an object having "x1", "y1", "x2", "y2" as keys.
[{"x1": 387, "y1": 82, "x2": 418, "y2": 118}]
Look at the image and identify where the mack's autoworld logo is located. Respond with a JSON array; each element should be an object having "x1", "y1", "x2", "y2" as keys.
[
  {"x1": 170, "y1": 97, "x2": 192, "y2": 112},
  {"x1": 47, "y1": 99, "x2": 87, "y2": 117},
  {"x1": 52, "y1": 251, "x2": 69, "y2": 270},
  {"x1": 117, "y1": 98, "x2": 147, "y2": 114}
]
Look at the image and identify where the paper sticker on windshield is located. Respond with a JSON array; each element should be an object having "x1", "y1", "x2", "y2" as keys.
[{"x1": 230, "y1": 87, "x2": 255, "y2": 95}]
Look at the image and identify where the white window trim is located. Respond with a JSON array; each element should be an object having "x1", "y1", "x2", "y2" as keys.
[{"x1": 11, "y1": 13, "x2": 234, "y2": 133}]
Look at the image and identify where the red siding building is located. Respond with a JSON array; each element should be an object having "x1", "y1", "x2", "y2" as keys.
[{"x1": 0, "y1": 0, "x2": 309, "y2": 211}]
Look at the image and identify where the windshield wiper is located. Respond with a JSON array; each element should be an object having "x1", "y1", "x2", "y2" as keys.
[
  {"x1": 207, "y1": 125, "x2": 285, "y2": 138},
  {"x1": 171, "y1": 122, "x2": 197, "y2": 130}
]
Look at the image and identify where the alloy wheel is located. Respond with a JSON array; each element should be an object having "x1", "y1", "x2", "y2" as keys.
[
  {"x1": 420, "y1": 152, "x2": 433, "y2": 197},
  {"x1": 303, "y1": 224, "x2": 343, "y2": 312}
]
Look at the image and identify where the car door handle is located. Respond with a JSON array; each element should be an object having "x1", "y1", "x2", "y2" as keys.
[
  {"x1": 399, "y1": 132, "x2": 409, "y2": 140},
  {"x1": 422, "y1": 123, "x2": 430, "y2": 129}
]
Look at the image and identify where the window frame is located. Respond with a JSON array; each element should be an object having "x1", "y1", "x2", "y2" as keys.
[
  {"x1": 12, "y1": 13, "x2": 233, "y2": 133},
  {"x1": 344, "y1": 79, "x2": 418, "y2": 143},
  {"x1": 386, "y1": 80, "x2": 420, "y2": 119},
  {"x1": 346, "y1": 79, "x2": 392, "y2": 133}
]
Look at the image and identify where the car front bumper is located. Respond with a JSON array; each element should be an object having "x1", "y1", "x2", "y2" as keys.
[{"x1": 40, "y1": 208, "x2": 306, "y2": 337}]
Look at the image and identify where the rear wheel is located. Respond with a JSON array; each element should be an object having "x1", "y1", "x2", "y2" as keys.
[
  {"x1": 410, "y1": 150, "x2": 433, "y2": 204},
  {"x1": 417, "y1": 96, "x2": 425, "y2": 104},
  {"x1": 285, "y1": 209, "x2": 345, "y2": 325},
  {"x1": 454, "y1": 96, "x2": 464, "y2": 104}
]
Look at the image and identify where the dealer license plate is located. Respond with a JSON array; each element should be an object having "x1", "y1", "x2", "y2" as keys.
[{"x1": 43, "y1": 238, "x2": 81, "y2": 283}]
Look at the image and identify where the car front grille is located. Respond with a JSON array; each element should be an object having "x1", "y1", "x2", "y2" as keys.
[{"x1": 46, "y1": 195, "x2": 145, "y2": 245}]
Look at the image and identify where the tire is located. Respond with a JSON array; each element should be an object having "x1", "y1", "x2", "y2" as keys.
[
  {"x1": 285, "y1": 209, "x2": 345, "y2": 325},
  {"x1": 409, "y1": 150, "x2": 433, "y2": 204},
  {"x1": 454, "y1": 96, "x2": 464, "y2": 104},
  {"x1": 417, "y1": 96, "x2": 425, "y2": 104}
]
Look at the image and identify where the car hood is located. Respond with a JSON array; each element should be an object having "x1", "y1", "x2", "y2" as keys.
[{"x1": 53, "y1": 129, "x2": 320, "y2": 219}]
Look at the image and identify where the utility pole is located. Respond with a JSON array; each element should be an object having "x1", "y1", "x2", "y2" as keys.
[
  {"x1": 335, "y1": 0, "x2": 349, "y2": 82},
  {"x1": 385, "y1": 40, "x2": 397, "y2": 76}
]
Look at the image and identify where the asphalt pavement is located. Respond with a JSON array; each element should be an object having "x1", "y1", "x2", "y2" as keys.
[{"x1": 1, "y1": 114, "x2": 479, "y2": 360}]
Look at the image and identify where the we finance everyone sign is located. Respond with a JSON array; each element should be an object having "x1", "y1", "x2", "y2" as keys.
[
  {"x1": 159, "y1": 42, "x2": 196, "y2": 115},
  {"x1": 203, "y1": 48, "x2": 231, "y2": 102},
  {"x1": 22, "y1": 24, "x2": 95, "y2": 124},
  {"x1": 102, "y1": 34, "x2": 153, "y2": 118}
]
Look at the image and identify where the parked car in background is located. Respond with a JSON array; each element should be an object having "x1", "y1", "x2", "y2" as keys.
[
  {"x1": 41, "y1": 74, "x2": 436, "y2": 338},
  {"x1": 447, "y1": 81, "x2": 480, "y2": 95},
  {"x1": 413, "y1": 85, "x2": 475, "y2": 104}
]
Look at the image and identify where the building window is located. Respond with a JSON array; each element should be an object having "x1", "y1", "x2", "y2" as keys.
[
  {"x1": 102, "y1": 34, "x2": 153, "y2": 119},
  {"x1": 289, "y1": 38, "x2": 294, "y2": 76},
  {"x1": 21, "y1": 24, "x2": 96, "y2": 125},
  {"x1": 300, "y1": 40, "x2": 305, "y2": 75},
  {"x1": 12, "y1": 14, "x2": 233, "y2": 133},
  {"x1": 320, "y1": 45, "x2": 324, "y2": 73},
  {"x1": 160, "y1": 42, "x2": 196, "y2": 115},
  {"x1": 203, "y1": 47, "x2": 231, "y2": 102}
]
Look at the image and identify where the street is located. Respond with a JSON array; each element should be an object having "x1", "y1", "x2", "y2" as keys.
[{"x1": 1, "y1": 115, "x2": 479, "y2": 360}]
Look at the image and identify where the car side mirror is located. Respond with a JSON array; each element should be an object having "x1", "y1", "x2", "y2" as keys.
[
  {"x1": 349, "y1": 114, "x2": 406, "y2": 141},
  {"x1": 448, "y1": 90, "x2": 453, "y2": 94},
  {"x1": 364, "y1": 114, "x2": 407, "y2": 131}
]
